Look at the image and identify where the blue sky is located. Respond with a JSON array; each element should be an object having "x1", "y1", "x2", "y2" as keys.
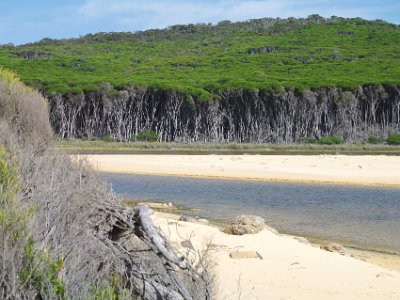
[{"x1": 1, "y1": 0, "x2": 399, "y2": 45}]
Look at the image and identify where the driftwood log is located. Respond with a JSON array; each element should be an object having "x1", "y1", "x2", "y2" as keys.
[
  {"x1": 94, "y1": 203, "x2": 205, "y2": 300},
  {"x1": 27, "y1": 154, "x2": 213, "y2": 300},
  {"x1": 4, "y1": 150, "x2": 214, "y2": 299}
]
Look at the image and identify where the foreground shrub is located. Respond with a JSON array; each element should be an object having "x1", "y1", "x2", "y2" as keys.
[
  {"x1": 0, "y1": 146, "x2": 31, "y2": 299},
  {"x1": 0, "y1": 68, "x2": 52, "y2": 152},
  {"x1": 367, "y1": 135, "x2": 382, "y2": 144},
  {"x1": 21, "y1": 237, "x2": 66, "y2": 299},
  {"x1": 135, "y1": 129, "x2": 159, "y2": 142},
  {"x1": 1, "y1": 69, "x2": 214, "y2": 299},
  {"x1": 387, "y1": 133, "x2": 400, "y2": 145},
  {"x1": 318, "y1": 135, "x2": 343, "y2": 145}
]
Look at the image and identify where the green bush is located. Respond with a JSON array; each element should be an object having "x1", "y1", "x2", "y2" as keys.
[
  {"x1": 100, "y1": 134, "x2": 113, "y2": 142},
  {"x1": 303, "y1": 136, "x2": 317, "y2": 144},
  {"x1": 387, "y1": 133, "x2": 400, "y2": 145},
  {"x1": 135, "y1": 130, "x2": 159, "y2": 142},
  {"x1": 367, "y1": 135, "x2": 382, "y2": 144},
  {"x1": 0, "y1": 147, "x2": 24, "y2": 238},
  {"x1": 0, "y1": 147, "x2": 19, "y2": 196},
  {"x1": 21, "y1": 237, "x2": 65, "y2": 299},
  {"x1": 317, "y1": 135, "x2": 343, "y2": 145},
  {"x1": 90, "y1": 275, "x2": 127, "y2": 300}
]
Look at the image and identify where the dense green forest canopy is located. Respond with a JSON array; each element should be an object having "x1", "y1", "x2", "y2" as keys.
[{"x1": 1, "y1": 15, "x2": 399, "y2": 100}]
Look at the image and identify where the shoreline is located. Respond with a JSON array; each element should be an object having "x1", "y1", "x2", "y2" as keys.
[
  {"x1": 103, "y1": 169, "x2": 400, "y2": 187},
  {"x1": 89, "y1": 153, "x2": 400, "y2": 270},
  {"x1": 84, "y1": 153, "x2": 400, "y2": 296},
  {"x1": 149, "y1": 206, "x2": 400, "y2": 273},
  {"x1": 128, "y1": 201, "x2": 400, "y2": 273},
  {"x1": 82, "y1": 154, "x2": 400, "y2": 187},
  {"x1": 150, "y1": 209, "x2": 400, "y2": 299}
]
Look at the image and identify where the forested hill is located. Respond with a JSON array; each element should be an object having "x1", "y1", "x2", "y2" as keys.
[
  {"x1": 1, "y1": 16, "x2": 400, "y2": 144},
  {"x1": 1, "y1": 15, "x2": 399, "y2": 99}
]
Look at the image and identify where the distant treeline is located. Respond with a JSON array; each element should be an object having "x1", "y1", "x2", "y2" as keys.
[
  {"x1": 1, "y1": 15, "x2": 399, "y2": 143},
  {"x1": 49, "y1": 84, "x2": 400, "y2": 143}
]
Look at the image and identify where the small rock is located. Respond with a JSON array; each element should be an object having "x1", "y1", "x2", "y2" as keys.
[
  {"x1": 376, "y1": 272, "x2": 394, "y2": 278},
  {"x1": 179, "y1": 215, "x2": 209, "y2": 225},
  {"x1": 179, "y1": 215, "x2": 197, "y2": 223},
  {"x1": 181, "y1": 240, "x2": 194, "y2": 250},
  {"x1": 223, "y1": 215, "x2": 266, "y2": 235},
  {"x1": 320, "y1": 242, "x2": 344, "y2": 253},
  {"x1": 229, "y1": 251, "x2": 263, "y2": 259}
]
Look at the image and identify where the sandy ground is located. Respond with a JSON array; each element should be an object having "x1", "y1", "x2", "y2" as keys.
[
  {"x1": 82, "y1": 154, "x2": 400, "y2": 298},
  {"x1": 152, "y1": 212, "x2": 400, "y2": 300},
  {"x1": 83, "y1": 154, "x2": 400, "y2": 186}
]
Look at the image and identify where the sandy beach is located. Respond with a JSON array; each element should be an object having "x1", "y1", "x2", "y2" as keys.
[
  {"x1": 82, "y1": 154, "x2": 400, "y2": 298},
  {"x1": 151, "y1": 211, "x2": 400, "y2": 300},
  {"x1": 83, "y1": 154, "x2": 400, "y2": 186}
]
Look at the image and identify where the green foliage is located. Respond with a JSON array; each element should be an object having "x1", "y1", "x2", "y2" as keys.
[
  {"x1": 0, "y1": 67, "x2": 33, "y2": 94},
  {"x1": 0, "y1": 17, "x2": 399, "y2": 99},
  {"x1": 367, "y1": 135, "x2": 382, "y2": 144},
  {"x1": 0, "y1": 146, "x2": 28, "y2": 243},
  {"x1": 387, "y1": 133, "x2": 400, "y2": 145},
  {"x1": 303, "y1": 136, "x2": 317, "y2": 144},
  {"x1": 317, "y1": 135, "x2": 343, "y2": 145},
  {"x1": 21, "y1": 237, "x2": 66, "y2": 299},
  {"x1": 1, "y1": 147, "x2": 64, "y2": 300},
  {"x1": 90, "y1": 275, "x2": 127, "y2": 300},
  {"x1": 100, "y1": 134, "x2": 113, "y2": 142},
  {"x1": 0, "y1": 146, "x2": 19, "y2": 197},
  {"x1": 135, "y1": 129, "x2": 159, "y2": 142}
]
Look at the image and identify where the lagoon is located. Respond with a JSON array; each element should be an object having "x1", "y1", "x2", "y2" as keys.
[{"x1": 102, "y1": 173, "x2": 400, "y2": 254}]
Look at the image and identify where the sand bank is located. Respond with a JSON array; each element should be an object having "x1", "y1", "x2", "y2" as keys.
[
  {"x1": 83, "y1": 154, "x2": 400, "y2": 186},
  {"x1": 151, "y1": 212, "x2": 400, "y2": 300},
  {"x1": 82, "y1": 154, "x2": 400, "y2": 297}
]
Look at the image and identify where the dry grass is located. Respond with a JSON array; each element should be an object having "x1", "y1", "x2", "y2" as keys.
[{"x1": 0, "y1": 70, "x2": 214, "y2": 299}]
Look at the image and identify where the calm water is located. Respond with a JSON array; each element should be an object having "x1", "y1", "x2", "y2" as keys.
[{"x1": 102, "y1": 173, "x2": 400, "y2": 253}]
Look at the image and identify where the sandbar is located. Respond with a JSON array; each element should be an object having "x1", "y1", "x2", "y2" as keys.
[
  {"x1": 81, "y1": 154, "x2": 400, "y2": 298},
  {"x1": 82, "y1": 154, "x2": 400, "y2": 186},
  {"x1": 152, "y1": 212, "x2": 400, "y2": 300}
]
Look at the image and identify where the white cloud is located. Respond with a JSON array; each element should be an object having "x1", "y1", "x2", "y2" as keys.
[
  {"x1": 76, "y1": 0, "x2": 313, "y2": 31},
  {"x1": 76, "y1": 0, "x2": 399, "y2": 32}
]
